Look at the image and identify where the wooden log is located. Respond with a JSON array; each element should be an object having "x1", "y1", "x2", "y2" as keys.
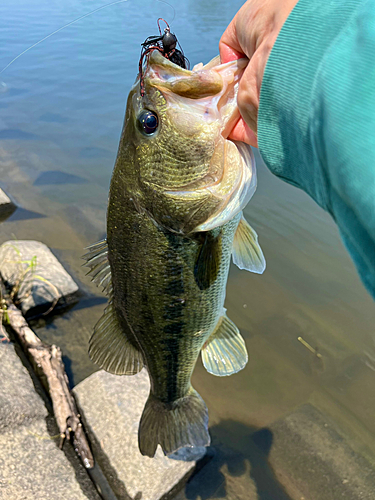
[{"x1": 1, "y1": 282, "x2": 94, "y2": 469}]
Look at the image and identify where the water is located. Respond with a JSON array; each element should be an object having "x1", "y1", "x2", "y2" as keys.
[{"x1": 0, "y1": 1, "x2": 374, "y2": 498}]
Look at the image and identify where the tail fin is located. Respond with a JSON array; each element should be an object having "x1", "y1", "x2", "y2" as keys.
[{"x1": 138, "y1": 387, "x2": 210, "y2": 457}]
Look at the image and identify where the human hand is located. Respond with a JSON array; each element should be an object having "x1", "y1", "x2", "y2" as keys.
[{"x1": 220, "y1": 0, "x2": 299, "y2": 147}]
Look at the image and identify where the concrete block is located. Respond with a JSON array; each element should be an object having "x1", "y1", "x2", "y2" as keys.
[
  {"x1": 0, "y1": 240, "x2": 79, "y2": 318},
  {"x1": 74, "y1": 369, "x2": 208, "y2": 500},
  {"x1": 262, "y1": 404, "x2": 375, "y2": 500},
  {"x1": 0, "y1": 188, "x2": 16, "y2": 222}
]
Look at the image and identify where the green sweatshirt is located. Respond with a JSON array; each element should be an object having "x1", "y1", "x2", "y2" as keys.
[{"x1": 258, "y1": 0, "x2": 375, "y2": 298}]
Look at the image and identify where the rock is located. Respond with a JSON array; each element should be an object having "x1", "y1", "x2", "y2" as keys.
[
  {"x1": 0, "y1": 342, "x2": 100, "y2": 500},
  {"x1": 0, "y1": 341, "x2": 48, "y2": 431},
  {"x1": 0, "y1": 188, "x2": 16, "y2": 222},
  {"x1": 74, "y1": 369, "x2": 208, "y2": 500},
  {"x1": 0, "y1": 240, "x2": 79, "y2": 318},
  {"x1": 0, "y1": 420, "x2": 100, "y2": 500},
  {"x1": 260, "y1": 404, "x2": 375, "y2": 500}
]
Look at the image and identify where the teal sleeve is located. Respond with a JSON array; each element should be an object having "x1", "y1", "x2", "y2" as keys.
[{"x1": 258, "y1": 0, "x2": 375, "y2": 298}]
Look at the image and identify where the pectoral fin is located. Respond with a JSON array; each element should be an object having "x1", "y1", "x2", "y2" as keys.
[
  {"x1": 194, "y1": 232, "x2": 222, "y2": 290},
  {"x1": 89, "y1": 302, "x2": 144, "y2": 375},
  {"x1": 82, "y1": 239, "x2": 113, "y2": 296},
  {"x1": 201, "y1": 313, "x2": 248, "y2": 376},
  {"x1": 232, "y1": 216, "x2": 266, "y2": 274}
]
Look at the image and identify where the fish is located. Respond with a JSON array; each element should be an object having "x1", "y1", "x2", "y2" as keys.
[{"x1": 83, "y1": 49, "x2": 266, "y2": 458}]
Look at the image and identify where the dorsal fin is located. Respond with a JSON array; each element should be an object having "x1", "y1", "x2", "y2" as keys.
[
  {"x1": 201, "y1": 312, "x2": 248, "y2": 376},
  {"x1": 82, "y1": 239, "x2": 112, "y2": 296},
  {"x1": 89, "y1": 302, "x2": 144, "y2": 375},
  {"x1": 232, "y1": 216, "x2": 266, "y2": 274}
]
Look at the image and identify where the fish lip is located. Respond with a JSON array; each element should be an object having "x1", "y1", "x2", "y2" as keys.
[
  {"x1": 143, "y1": 52, "x2": 246, "y2": 122},
  {"x1": 146, "y1": 50, "x2": 192, "y2": 76}
]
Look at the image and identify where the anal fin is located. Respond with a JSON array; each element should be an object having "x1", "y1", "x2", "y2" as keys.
[
  {"x1": 201, "y1": 312, "x2": 248, "y2": 376},
  {"x1": 232, "y1": 216, "x2": 266, "y2": 274},
  {"x1": 89, "y1": 302, "x2": 143, "y2": 375}
]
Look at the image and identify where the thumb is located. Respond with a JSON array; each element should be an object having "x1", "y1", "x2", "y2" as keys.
[{"x1": 219, "y1": 16, "x2": 245, "y2": 63}]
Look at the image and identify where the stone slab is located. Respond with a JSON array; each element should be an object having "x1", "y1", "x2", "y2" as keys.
[
  {"x1": 0, "y1": 419, "x2": 100, "y2": 500},
  {"x1": 74, "y1": 369, "x2": 208, "y2": 500},
  {"x1": 0, "y1": 342, "x2": 100, "y2": 500},
  {"x1": 0, "y1": 188, "x2": 16, "y2": 223},
  {"x1": 0, "y1": 342, "x2": 47, "y2": 431},
  {"x1": 262, "y1": 403, "x2": 375, "y2": 500},
  {"x1": 0, "y1": 240, "x2": 79, "y2": 318}
]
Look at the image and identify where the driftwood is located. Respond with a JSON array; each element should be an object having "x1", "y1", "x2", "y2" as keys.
[{"x1": 1, "y1": 281, "x2": 94, "y2": 469}]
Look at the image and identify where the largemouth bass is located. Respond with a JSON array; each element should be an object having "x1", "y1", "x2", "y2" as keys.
[{"x1": 84, "y1": 50, "x2": 265, "y2": 458}]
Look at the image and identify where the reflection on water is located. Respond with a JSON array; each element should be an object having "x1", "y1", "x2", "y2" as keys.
[{"x1": 0, "y1": 0, "x2": 374, "y2": 497}]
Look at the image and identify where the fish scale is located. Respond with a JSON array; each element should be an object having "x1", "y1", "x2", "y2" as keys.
[
  {"x1": 84, "y1": 50, "x2": 265, "y2": 457},
  {"x1": 108, "y1": 199, "x2": 237, "y2": 401}
]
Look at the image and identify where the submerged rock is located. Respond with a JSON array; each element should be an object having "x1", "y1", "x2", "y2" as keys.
[
  {"x1": 0, "y1": 240, "x2": 79, "y2": 318},
  {"x1": 0, "y1": 188, "x2": 16, "y2": 222},
  {"x1": 74, "y1": 369, "x2": 208, "y2": 500},
  {"x1": 261, "y1": 403, "x2": 375, "y2": 499}
]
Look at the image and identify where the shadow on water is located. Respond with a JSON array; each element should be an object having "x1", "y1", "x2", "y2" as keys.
[
  {"x1": 1, "y1": 87, "x2": 28, "y2": 98},
  {"x1": 39, "y1": 112, "x2": 68, "y2": 123},
  {"x1": 33, "y1": 170, "x2": 88, "y2": 186},
  {"x1": 70, "y1": 296, "x2": 108, "y2": 311},
  {"x1": 0, "y1": 128, "x2": 38, "y2": 140},
  {"x1": 62, "y1": 354, "x2": 75, "y2": 389},
  {"x1": 6, "y1": 207, "x2": 46, "y2": 222},
  {"x1": 182, "y1": 420, "x2": 292, "y2": 500},
  {"x1": 79, "y1": 146, "x2": 112, "y2": 159}
]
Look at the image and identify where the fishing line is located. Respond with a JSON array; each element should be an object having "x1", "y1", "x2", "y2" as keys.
[
  {"x1": 0, "y1": 0, "x2": 129, "y2": 75},
  {"x1": 0, "y1": 0, "x2": 177, "y2": 75},
  {"x1": 156, "y1": 0, "x2": 175, "y2": 23}
]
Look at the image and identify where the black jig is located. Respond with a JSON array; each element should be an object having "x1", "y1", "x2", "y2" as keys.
[{"x1": 139, "y1": 18, "x2": 189, "y2": 96}]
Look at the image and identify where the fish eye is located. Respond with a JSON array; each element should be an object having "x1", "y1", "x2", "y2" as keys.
[{"x1": 137, "y1": 110, "x2": 158, "y2": 135}]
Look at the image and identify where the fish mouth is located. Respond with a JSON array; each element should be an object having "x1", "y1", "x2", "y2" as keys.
[
  {"x1": 139, "y1": 51, "x2": 252, "y2": 199},
  {"x1": 143, "y1": 51, "x2": 247, "y2": 140}
]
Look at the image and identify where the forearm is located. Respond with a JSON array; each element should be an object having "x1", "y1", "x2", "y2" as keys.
[{"x1": 258, "y1": 0, "x2": 375, "y2": 296}]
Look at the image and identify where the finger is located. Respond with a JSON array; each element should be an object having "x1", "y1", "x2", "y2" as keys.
[
  {"x1": 236, "y1": 60, "x2": 259, "y2": 135},
  {"x1": 228, "y1": 117, "x2": 258, "y2": 148},
  {"x1": 219, "y1": 42, "x2": 244, "y2": 64},
  {"x1": 219, "y1": 14, "x2": 244, "y2": 63}
]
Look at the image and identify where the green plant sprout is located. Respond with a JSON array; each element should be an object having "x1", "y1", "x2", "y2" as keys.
[
  {"x1": 0, "y1": 241, "x2": 60, "y2": 329},
  {"x1": 0, "y1": 291, "x2": 10, "y2": 342}
]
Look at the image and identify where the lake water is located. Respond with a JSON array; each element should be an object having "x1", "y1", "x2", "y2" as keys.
[{"x1": 1, "y1": 1, "x2": 374, "y2": 498}]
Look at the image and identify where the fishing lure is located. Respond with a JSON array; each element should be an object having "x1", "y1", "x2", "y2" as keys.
[{"x1": 139, "y1": 18, "x2": 189, "y2": 96}]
